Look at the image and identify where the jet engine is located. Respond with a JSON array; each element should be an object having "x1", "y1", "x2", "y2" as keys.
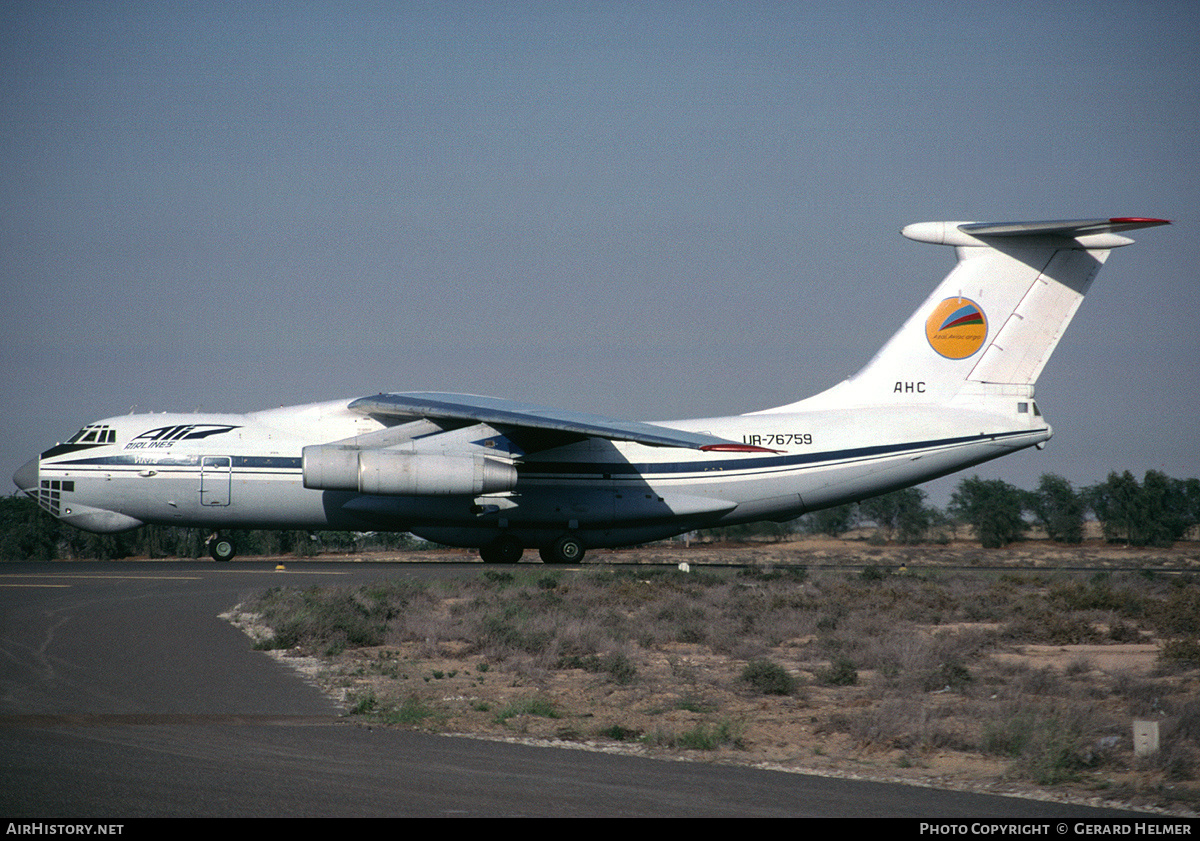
[{"x1": 302, "y1": 446, "x2": 517, "y2": 496}]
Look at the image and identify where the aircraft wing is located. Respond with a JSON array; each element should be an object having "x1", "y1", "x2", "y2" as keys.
[{"x1": 347, "y1": 392, "x2": 769, "y2": 452}]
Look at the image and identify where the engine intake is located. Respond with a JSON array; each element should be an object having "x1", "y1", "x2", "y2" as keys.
[{"x1": 302, "y1": 446, "x2": 516, "y2": 496}]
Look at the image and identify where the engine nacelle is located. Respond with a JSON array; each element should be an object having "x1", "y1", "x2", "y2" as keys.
[{"x1": 302, "y1": 446, "x2": 516, "y2": 496}]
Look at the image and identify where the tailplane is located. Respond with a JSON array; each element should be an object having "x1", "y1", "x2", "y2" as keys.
[{"x1": 766, "y1": 217, "x2": 1169, "y2": 413}]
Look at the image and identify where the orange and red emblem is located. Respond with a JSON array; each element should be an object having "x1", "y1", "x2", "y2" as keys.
[{"x1": 925, "y1": 297, "x2": 987, "y2": 359}]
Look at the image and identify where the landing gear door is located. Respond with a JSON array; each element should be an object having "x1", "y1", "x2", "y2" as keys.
[{"x1": 200, "y1": 456, "x2": 231, "y2": 506}]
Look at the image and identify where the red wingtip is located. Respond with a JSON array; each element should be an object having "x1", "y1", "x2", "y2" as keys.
[{"x1": 1109, "y1": 217, "x2": 1171, "y2": 225}]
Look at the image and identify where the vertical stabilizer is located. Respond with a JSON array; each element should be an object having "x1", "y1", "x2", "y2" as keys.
[{"x1": 762, "y1": 218, "x2": 1168, "y2": 413}]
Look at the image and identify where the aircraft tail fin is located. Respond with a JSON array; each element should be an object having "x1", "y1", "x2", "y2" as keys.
[{"x1": 765, "y1": 217, "x2": 1168, "y2": 413}]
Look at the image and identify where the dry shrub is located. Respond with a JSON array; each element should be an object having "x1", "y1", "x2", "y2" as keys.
[
  {"x1": 1003, "y1": 612, "x2": 1101, "y2": 645},
  {"x1": 980, "y1": 699, "x2": 1113, "y2": 785},
  {"x1": 1154, "y1": 582, "x2": 1200, "y2": 636},
  {"x1": 849, "y1": 696, "x2": 962, "y2": 753}
]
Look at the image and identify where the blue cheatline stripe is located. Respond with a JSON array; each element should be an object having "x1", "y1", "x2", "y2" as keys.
[
  {"x1": 518, "y1": 428, "x2": 1047, "y2": 478},
  {"x1": 46, "y1": 455, "x2": 304, "y2": 470},
  {"x1": 43, "y1": 428, "x2": 1046, "y2": 480}
]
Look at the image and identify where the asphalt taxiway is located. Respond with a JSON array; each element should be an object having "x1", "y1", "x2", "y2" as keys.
[{"x1": 0, "y1": 560, "x2": 1145, "y2": 817}]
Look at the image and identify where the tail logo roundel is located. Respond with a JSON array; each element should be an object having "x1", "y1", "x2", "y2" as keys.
[{"x1": 926, "y1": 297, "x2": 988, "y2": 359}]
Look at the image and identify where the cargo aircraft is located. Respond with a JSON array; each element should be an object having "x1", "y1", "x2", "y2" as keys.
[{"x1": 13, "y1": 218, "x2": 1168, "y2": 563}]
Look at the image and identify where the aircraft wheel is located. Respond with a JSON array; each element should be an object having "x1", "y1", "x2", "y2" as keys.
[
  {"x1": 209, "y1": 536, "x2": 236, "y2": 563},
  {"x1": 541, "y1": 535, "x2": 585, "y2": 565},
  {"x1": 481, "y1": 535, "x2": 523, "y2": 564}
]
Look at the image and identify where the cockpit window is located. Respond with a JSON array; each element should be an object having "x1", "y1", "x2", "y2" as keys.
[{"x1": 67, "y1": 425, "x2": 116, "y2": 445}]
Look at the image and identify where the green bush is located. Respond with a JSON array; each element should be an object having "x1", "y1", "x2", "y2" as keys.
[
  {"x1": 657, "y1": 719, "x2": 746, "y2": 751},
  {"x1": 740, "y1": 658, "x2": 798, "y2": 695},
  {"x1": 597, "y1": 724, "x2": 643, "y2": 742},
  {"x1": 922, "y1": 661, "x2": 972, "y2": 692},
  {"x1": 818, "y1": 656, "x2": 858, "y2": 686},
  {"x1": 556, "y1": 652, "x2": 637, "y2": 684}
]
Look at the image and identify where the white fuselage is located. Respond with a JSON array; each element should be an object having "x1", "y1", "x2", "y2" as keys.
[{"x1": 25, "y1": 395, "x2": 1049, "y2": 550}]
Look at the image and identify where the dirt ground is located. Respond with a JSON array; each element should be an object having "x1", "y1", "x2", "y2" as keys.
[{"x1": 227, "y1": 536, "x2": 1200, "y2": 816}]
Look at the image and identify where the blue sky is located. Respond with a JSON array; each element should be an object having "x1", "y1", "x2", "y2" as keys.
[{"x1": 4, "y1": 1, "x2": 1198, "y2": 508}]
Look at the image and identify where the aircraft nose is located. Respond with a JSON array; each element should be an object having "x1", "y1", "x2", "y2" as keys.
[{"x1": 12, "y1": 456, "x2": 39, "y2": 492}]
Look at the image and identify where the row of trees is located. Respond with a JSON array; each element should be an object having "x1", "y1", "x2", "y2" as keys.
[
  {"x1": 952, "y1": 470, "x2": 1200, "y2": 548},
  {"x1": 788, "y1": 470, "x2": 1200, "y2": 548},
  {"x1": 2, "y1": 469, "x2": 1197, "y2": 560}
]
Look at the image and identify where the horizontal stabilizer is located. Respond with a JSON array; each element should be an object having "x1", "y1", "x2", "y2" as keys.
[
  {"x1": 902, "y1": 217, "x2": 1169, "y2": 247},
  {"x1": 958, "y1": 218, "x2": 1170, "y2": 237}
]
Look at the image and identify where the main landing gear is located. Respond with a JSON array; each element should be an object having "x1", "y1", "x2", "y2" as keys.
[
  {"x1": 478, "y1": 534, "x2": 587, "y2": 565},
  {"x1": 207, "y1": 533, "x2": 236, "y2": 563},
  {"x1": 479, "y1": 534, "x2": 523, "y2": 564},
  {"x1": 539, "y1": 535, "x2": 585, "y2": 565}
]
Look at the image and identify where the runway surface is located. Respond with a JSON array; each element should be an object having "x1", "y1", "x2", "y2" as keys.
[{"x1": 0, "y1": 559, "x2": 1144, "y2": 818}]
